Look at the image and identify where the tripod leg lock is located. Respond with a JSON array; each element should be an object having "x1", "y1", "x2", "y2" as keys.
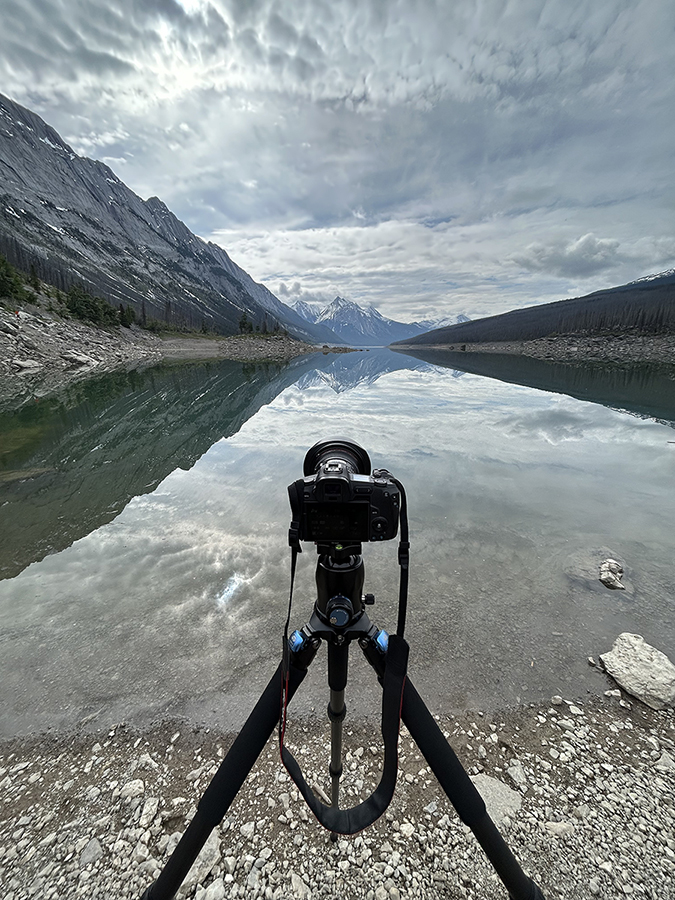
[{"x1": 327, "y1": 701, "x2": 346, "y2": 723}]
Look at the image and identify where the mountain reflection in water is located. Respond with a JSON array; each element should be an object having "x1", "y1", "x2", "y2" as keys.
[
  {"x1": 1, "y1": 347, "x2": 674, "y2": 738},
  {"x1": 395, "y1": 348, "x2": 675, "y2": 427},
  {"x1": 0, "y1": 356, "x2": 322, "y2": 580}
]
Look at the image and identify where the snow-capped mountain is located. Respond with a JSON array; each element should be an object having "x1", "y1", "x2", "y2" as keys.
[
  {"x1": 289, "y1": 299, "x2": 323, "y2": 325},
  {"x1": 291, "y1": 296, "x2": 470, "y2": 347},
  {"x1": 0, "y1": 92, "x2": 341, "y2": 343},
  {"x1": 414, "y1": 313, "x2": 471, "y2": 330}
]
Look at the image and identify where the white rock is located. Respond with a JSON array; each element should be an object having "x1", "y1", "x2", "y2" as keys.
[
  {"x1": 599, "y1": 558, "x2": 625, "y2": 589},
  {"x1": 655, "y1": 751, "x2": 675, "y2": 771},
  {"x1": 139, "y1": 797, "x2": 160, "y2": 828},
  {"x1": 470, "y1": 774, "x2": 522, "y2": 825},
  {"x1": 545, "y1": 821, "x2": 575, "y2": 837},
  {"x1": 119, "y1": 779, "x2": 145, "y2": 799},
  {"x1": 79, "y1": 837, "x2": 103, "y2": 866},
  {"x1": 600, "y1": 633, "x2": 675, "y2": 710},
  {"x1": 506, "y1": 761, "x2": 528, "y2": 790},
  {"x1": 204, "y1": 878, "x2": 226, "y2": 900},
  {"x1": 290, "y1": 871, "x2": 311, "y2": 898}
]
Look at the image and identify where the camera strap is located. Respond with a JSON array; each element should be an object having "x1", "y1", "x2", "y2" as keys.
[
  {"x1": 280, "y1": 634, "x2": 408, "y2": 834},
  {"x1": 375, "y1": 471, "x2": 410, "y2": 640}
]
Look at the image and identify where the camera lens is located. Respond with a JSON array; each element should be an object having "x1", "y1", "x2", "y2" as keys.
[{"x1": 303, "y1": 439, "x2": 371, "y2": 477}]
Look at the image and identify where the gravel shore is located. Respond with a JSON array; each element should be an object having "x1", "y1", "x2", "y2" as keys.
[
  {"x1": 1, "y1": 689, "x2": 673, "y2": 900},
  {"x1": 411, "y1": 333, "x2": 675, "y2": 366},
  {"x1": 0, "y1": 302, "x2": 324, "y2": 409}
]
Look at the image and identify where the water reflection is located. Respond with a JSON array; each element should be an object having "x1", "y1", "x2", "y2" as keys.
[
  {"x1": 0, "y1": 349, "x2": 674, "y2": 738},
  {"x1": 395, "y1": 347, "x2": 675, "y2": 426},
  {"x1": 0, "y1": 356, "x2": 322, "y2": 579}
]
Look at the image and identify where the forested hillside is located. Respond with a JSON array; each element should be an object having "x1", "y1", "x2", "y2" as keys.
[{"x1": 394, "y1": 274, "x2": 675, "y2": 347}]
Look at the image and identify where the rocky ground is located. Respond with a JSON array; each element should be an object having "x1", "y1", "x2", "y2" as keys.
[
  {"x1": 0, "y1": 301, "x2": 322, "y2": 409},
  {"x1": 1, "y1": 688, "x2": 673, "y2": 900},
  {"x1": 424, "y1": 333, "x2": 675, "y2": 366}
]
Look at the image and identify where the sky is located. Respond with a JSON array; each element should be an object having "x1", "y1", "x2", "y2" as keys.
[{"x1": 1, "y1": 0, "x2": 674, "y2": 322}]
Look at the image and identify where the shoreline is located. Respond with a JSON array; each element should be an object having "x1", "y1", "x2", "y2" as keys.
[
  {"x1": 395, "y1": 332, "x2": 675, "y2": 366},
  {"x1": 0, "y1": 302, "x2": 346, "y2": 410},
  {"x1": 1, "y1": 694, "x2": 673, "y2": 899}
]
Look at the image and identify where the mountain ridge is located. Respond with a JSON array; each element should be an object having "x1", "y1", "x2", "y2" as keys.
[
  {"x1": 393, "y1": 274, "x2": 675, "y2": 348},
  {"x1": 0, "y1": 93, "x2": 341, "y2": 343},
  {"x1": 292, "y1": 295, "x2": 469, "y2": 346}
]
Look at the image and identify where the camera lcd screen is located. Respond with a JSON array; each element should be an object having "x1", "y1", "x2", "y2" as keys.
[{"x1": 306, "y1": 502, "x2": 370, "y2": 542}]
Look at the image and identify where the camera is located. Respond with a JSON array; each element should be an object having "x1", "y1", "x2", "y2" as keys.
[{"x1": 288, "y1": 439, "x2": 400, "y2": 544}]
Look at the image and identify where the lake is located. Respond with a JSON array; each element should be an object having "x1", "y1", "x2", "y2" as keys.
[{"x1": 1, "y1": 348, "x2": 674, "y2": 739}]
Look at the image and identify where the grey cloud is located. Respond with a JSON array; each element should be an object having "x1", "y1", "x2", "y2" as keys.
[
  {"x1": 0, "y1": 0, "x2": 673, "y2": 321},
  {"x1": 266, "y1": 12, "x2": 298, "y2": 50},
  {"x1": 511, "y1": 234, "x2": 622, "y2": 278}
]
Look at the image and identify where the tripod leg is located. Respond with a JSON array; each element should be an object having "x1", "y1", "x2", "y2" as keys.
[
  {"x1": 327, "y1": 641, "x2": 348, "y2": 841},
  {"x1": 140, "y1": 658, "x2": 308, "y2": 900},
  {"x1": 401, "y1": 678, "x2": 545, "y2": 900}
]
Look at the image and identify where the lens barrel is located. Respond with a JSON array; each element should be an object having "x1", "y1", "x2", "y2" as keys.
[{"x1": 303, "y1": 439, "x2": 371, "y2": 478}]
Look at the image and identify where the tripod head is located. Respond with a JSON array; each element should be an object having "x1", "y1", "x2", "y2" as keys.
[{"x1": 314, "y1": 542, "x2": 366, "y2": 628}]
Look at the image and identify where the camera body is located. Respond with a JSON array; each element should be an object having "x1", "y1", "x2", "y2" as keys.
[{"x1": 289, "y1": 440, "x2": 400, "y2": 545}]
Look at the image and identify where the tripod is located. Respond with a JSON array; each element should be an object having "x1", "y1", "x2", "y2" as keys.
[{"x1": 140, "y1": 546, "x2": 546, "y2": 900}]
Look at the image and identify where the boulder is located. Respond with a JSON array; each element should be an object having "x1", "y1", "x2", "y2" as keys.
[{"x1": 600, "y1": 633, "x2": 675, "y2": 709}]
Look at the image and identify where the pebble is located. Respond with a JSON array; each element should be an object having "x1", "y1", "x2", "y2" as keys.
[{"x1": 0, "y1": 698, "x2": 673, "y2": 900}]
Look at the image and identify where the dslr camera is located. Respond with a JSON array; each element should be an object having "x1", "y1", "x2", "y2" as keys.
[{"x1": 288, "y1": 439, "x2": 400, "y2": 545}]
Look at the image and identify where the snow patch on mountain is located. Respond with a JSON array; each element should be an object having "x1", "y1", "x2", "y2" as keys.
[{"x1": 291, "y1": 297, "x2": 470, "y2": 347}]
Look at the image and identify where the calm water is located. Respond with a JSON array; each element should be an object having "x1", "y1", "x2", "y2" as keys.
[{"x1": 1, "y1": 349, "x2": 674, "y2": 738}]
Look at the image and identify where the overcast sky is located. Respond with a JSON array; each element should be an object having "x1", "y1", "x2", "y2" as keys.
[{"x1": 1, "y1": 0, "x2": 674, "y2": 321}]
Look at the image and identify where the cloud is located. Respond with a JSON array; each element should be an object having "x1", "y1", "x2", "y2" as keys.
[
  {"x1": 511, "y1": 233, "x2": 622, "y2": 278},
  {"x1": 0, "y1": 0, "x2": 674, "y2": 320}
]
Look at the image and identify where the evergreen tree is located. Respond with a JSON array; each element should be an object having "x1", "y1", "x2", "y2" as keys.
[
  {"x1": 29, "y1": 263, "x2": 40, "y2": 293},
  {"x1": 0, "y1": 254, "x2": 27, "y2": 302}
]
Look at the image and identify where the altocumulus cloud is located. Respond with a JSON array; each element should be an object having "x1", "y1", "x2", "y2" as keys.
[{"x1": 0, "y1": 0, "x2": 674, "y2": 319}]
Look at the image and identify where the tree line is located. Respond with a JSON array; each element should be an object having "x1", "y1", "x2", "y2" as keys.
[
  {"x1": 1, "y1": 251, "x2": 138, "y2": 328},
  {"x1": 402, "y1": 283, "x2": 675, "y2": 346}
]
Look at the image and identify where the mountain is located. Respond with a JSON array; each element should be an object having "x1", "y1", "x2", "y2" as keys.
[
  {"x1": 392, "y1": 273, "x2": 675, "y2": 347},
  {"x1": 0, "y1": 93, "x2": 341, "y2": 343},
  {"x1": 292, "y1": 295, "x2": 470, "y2": 347},
  {"x1": 290, "y1": 298, "x2": 322, "y2": 324},
  {"x1": 0, "y1": 354, "x2": 324, "y2": 581}
]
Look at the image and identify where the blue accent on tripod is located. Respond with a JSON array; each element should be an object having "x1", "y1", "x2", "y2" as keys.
[
  {"x1": 375, "y1": 629, "x2": 389, "y2": 653},
  {"x1": 289, "y1": 630, "x2": 305, "y2": 653}
]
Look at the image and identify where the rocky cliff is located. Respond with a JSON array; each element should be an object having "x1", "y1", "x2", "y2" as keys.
[{"x1": 0, "y1": 93, "x2": 339, "y2": 343}]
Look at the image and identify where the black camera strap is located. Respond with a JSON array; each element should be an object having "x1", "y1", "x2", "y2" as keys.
[
  {"x1": 375, "y1": 471, "x2": 410, "y2": 640},
  {"x1": 280, "y1": 634, "x2": 408, "y2": 834}
]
